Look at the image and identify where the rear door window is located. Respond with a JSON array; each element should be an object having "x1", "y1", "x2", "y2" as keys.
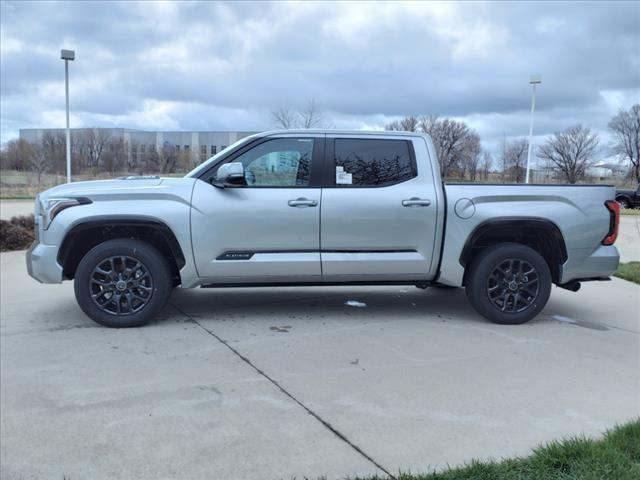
[{"x1": 333, "y1": 138, "x2": 416, "y2": 187}]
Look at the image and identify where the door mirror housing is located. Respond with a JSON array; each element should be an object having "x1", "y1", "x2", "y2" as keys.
[{"x1": 211, "y1": 162, "x2": 246, "y2": 188}]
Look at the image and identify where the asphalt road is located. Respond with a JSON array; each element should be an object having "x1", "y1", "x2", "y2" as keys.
[{"x1": 1, "y1": 250, "x2": 638, "y2": 479}]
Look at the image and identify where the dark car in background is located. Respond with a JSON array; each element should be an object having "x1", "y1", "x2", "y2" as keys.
[{"x1": 615, "y1": 185, "x2": 640, "y2": 209}]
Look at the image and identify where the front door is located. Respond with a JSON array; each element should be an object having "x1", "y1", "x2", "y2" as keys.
[
  {"x1": 320, "y1": 135, "x2": 439, "y2": 281},
  {"x1": 191, "y1": 135, "x2": 323, "y2": 283}
]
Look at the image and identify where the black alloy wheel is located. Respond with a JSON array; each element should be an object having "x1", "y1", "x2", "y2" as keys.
[
  {"x1": 465, "y1": 243, "x2": 552, "y2": 325},
  {"x1": 486, "y1": 258, "x2": 540, "y2": 313},
  {"x1": 89, "y1": 256, "x2": 154, "y2": 315},
  {"x1": 74, "y1": 239, "x2": 173, "y2": 328}
]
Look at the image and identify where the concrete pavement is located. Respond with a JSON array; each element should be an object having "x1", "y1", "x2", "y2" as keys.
[
  {"x1": 618, "y1": 215, "x2": 640, "y2": 262},
  {"x1": 1, "y1": 250, "x2": 639, "y2": 479}
]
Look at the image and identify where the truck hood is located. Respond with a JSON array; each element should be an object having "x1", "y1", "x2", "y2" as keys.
[{"x1": 38, "y1": 176, "x2": 196, "y2": 204}]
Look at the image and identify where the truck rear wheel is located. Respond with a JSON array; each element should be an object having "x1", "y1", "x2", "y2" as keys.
[
  {"x1": 465, "y1": 243, "x2": 551, "y2": 325},
  {"x1": 74, "y1": 239, "x2": 172, "y2": 328}
]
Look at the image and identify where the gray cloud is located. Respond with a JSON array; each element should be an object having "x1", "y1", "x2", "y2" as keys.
[{"x1": 1, "y1": 0, "x2": 639, "y2": 161}]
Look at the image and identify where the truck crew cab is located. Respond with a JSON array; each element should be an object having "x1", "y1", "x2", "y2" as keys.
[{"x1": 27, "y1": 130, "x2": 620, "y2": 328}]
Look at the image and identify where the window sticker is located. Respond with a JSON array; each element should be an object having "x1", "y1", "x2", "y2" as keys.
[{"x1": 336, "y1": 166, "x2": 352, "y2": 185}]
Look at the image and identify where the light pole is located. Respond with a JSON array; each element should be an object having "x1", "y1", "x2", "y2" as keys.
[
  {"x1": 525, "y1": 74, "x2": 541, "y2": 184},
  {"x1": 61, "y1": 49, "x2": 75, "y2": 183}
]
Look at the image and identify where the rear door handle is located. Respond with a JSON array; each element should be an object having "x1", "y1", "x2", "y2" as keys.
[
  {"x1": 402, "y1": 198, "x2": 431, "y2": 207},
  {"x1": 288, "y1": 198, "x2": 318, "y2": 207}
]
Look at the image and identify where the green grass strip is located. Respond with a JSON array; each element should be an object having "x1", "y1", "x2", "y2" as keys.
[
  {"x1": 348, "y1": 419, "x2": 640, "y2": 480},
  {"x1": 615, "y1": 262, "x2": 640, "y2": 285}
]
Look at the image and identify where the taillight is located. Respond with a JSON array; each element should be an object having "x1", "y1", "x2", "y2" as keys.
[{"x1": 602, "y1": 200, "x2": 620, "y2": 245}]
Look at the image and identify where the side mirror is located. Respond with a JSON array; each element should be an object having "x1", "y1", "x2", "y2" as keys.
[{"x1": 211, "y1": 162, "x2": 245, "y2": 188}]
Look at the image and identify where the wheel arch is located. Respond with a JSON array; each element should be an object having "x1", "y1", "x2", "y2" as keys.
[
  {"x1": 459, "y1": 217, "x2": 568, "y2": 284},
  {"x1": 58, "y1": 218, "x2": 186, "y2": 284}
]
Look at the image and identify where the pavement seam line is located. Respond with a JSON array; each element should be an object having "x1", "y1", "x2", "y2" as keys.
[{"x1": 171, "y1": 303, "x2": 396, "y2": 479}]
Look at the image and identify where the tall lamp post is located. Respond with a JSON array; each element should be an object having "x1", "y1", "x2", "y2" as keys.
[
  {"x1": 525, "y1": 74, "x2": 542, "y2": 184},
  {"x1": 61, "y1": 49, "x2": 75, "y2": 183}
]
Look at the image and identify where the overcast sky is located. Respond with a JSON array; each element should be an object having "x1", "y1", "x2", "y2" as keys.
[{"x1": 1, "y1": 0, "x2": 638, "y2": 160}]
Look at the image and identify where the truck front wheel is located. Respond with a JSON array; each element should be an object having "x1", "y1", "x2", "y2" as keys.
[
  {"x1": 465, "y1": 243, "x2": 551, "y2": 325},
  {"x1": 74, "y1": 239, "x2": 173, "y2": 328}
]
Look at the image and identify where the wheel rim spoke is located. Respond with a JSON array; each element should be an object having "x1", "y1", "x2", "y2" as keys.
[
  {"x1": 486, "y1": 257, "x2": 539, "y2": 314},
  {"x1": 89, "y1": 255, "x2": 153, "y2": 316}
]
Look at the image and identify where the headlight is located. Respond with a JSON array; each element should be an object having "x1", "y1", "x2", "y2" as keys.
[{"x1": 42, "y1": 197, "x2": 92, "y2": 229}]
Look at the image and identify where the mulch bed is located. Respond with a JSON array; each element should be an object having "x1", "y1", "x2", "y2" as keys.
[{"x1": 0, "y1": 215, "x2": 35, "y2": 251}]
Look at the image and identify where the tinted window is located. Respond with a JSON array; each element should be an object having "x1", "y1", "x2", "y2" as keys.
[
  {"x1": 230, "y1": 138, "x2": 314, "y2": 187},
  {"x1": 334, "y1": 139, "x2": 415, "y2": 187}
]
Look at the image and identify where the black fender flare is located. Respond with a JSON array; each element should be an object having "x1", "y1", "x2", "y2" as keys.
[
  {"x1": 58, "y1": 217, "x2": 186, "y2": 278},
  {"x1": 459, "y1": 217, "x2": 568, "y2": 280}
]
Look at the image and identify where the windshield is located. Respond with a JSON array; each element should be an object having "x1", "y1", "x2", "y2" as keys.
[{"x1": 184, "y1": 135, "x2": 258, "y2": 178}]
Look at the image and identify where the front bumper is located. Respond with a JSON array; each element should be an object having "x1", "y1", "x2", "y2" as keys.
[{"x1": 26, "y1": 241, "x2": 63, "y2": 284}]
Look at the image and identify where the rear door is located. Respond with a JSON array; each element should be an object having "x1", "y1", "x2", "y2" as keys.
[
  {"x1": 320, "y1": 135, "x2": 439, "y2": 281},
  {"x1": 191, "y1": 134, "x2": 324, "y2": 283}
]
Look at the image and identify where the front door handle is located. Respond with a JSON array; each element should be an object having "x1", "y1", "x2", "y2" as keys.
[
  {"x1": 288, "y1": 198, "x2": 318, "y2": 208},
  {"x1": 402, "y1": 197, "x2": 431, "y2": 207}
]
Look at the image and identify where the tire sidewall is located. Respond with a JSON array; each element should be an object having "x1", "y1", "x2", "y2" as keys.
[
  {"x1": 466, "y1": 243, "x2": 552, "y2": 325},
  {"x1": 74, "y1": 239, "x2": 172, "y2": 328}
]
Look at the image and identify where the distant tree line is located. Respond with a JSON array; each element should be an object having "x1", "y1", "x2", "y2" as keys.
[
  {"x1": 2, "y1": 103, "x2": 638, "y2": 186},
  {"x1": 382, "y1": 104, "x2": 639, "y2": 184},
  {"x1": 0, "y1": 130, "x2": 197, "y2": 186}
]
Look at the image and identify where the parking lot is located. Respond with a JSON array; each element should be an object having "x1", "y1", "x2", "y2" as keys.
[{"x1": 1, "y1": 237, "x2": 639, "y2": 479}]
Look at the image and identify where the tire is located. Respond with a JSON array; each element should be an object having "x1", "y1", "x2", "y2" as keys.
[
  {"x1": 616, "y1": 198, "x2": 630, "y2": 209},
  {"x1": 465, "y1": 243, "x2": 551, "y2": 325},
  {"x1": 74, "y1": 239, "x2": 173, "y2": 328}
]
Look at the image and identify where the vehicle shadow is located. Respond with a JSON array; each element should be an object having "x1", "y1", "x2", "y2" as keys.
[{"x1": 165, "y1": 285, "x2": 487, "y2": 327}]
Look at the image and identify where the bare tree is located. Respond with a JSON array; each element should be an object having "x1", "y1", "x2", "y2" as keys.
[
  {"x1": 83, "y1": 128, "x2": 111, "y2": 169},
  {"x1": 464, "y1": 141, "x2": 482, "y2": 181},
  {"x1": 480, "y1": 151, "x2": 492, "y2": 181},
  {"x1": 155, "y1": 142, "x2": 179, "y2": 173},
  {"x1": 271, "y1": 98, "x2": 327, "y2": 129},
  {"x1": 39, "y1": 132, "x2": 66, "y2": 175},
  {"x1": 417, "y1": 115, "x2": 480, "y2": 178},
  {"x1": 608, "y1": 104, "x2": 640, "y2": 182},
  {"x1": 99, "y1": 137, "x2": 124, "y2": 174},
  {"x1": 299, "y1": 98, "x2": 325, "y2": 129},
  {"x1": 31, "y1": 141, "x2": 52, "y2": 187},
  {"x1": 537, "y1": 125, "x2": 599, "y2": 184},
  {"x1": 385, "y1": 115, "x2": 419, "y2": 132},
  {"x1": 272, "y1": 106, "x2": 297, "y2": 129},
  {"x1": 0, "y1": 139, "x2": 35, "y2": 171},
  {"x1": 504, "y1": 138, "x2": 528, "y2": 183},
  {"x1": 141, "y1": 145, "x2": 161, "y2": 173},
  {"x1": 178, "y1": 149, "x2": 195, "y2": 171}
]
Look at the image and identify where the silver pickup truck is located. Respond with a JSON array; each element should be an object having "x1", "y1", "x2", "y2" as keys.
[{"x1": 27, "y1": 130, "x2": 621, "y2": 328}]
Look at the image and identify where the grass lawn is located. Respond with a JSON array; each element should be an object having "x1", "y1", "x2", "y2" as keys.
[
  {"x1": 352, "y1": 419, "x2": 639, "y2": 480},
  {"x1": 620, "y1": 208, "x2": 640, "y2": 216},
  {"x1": 615, "y1": 262, "x2": 640, "y2": 285}
]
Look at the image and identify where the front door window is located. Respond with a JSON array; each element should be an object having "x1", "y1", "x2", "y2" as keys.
[{"x1": 229, "y1": 138, "x2": 314, "y2": 187}]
